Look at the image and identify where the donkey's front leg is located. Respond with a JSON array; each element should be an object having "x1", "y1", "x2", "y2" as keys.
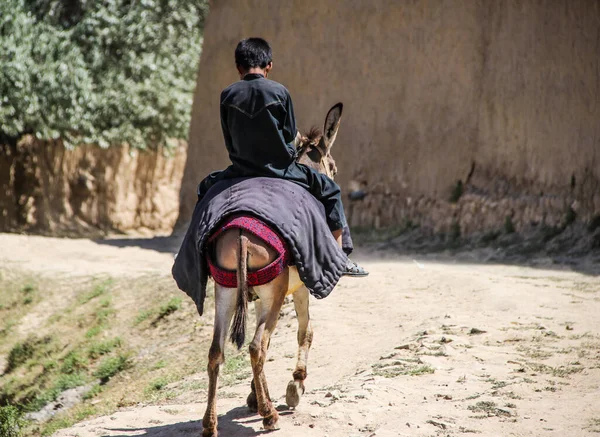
[
  {"x1": 250, "y1": 274, "x2": 288, "y2": 430},
  {"x1": 286, "y1": 286, "x2": 313, "y2": 407},
  {"x1": 202, "y1": 285, "x2": 236, "y2": 437}
]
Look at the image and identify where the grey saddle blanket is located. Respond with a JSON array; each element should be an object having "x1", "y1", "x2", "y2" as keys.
[{"x1": 172, "y1": 177, "x2": 347, "y2": 316}]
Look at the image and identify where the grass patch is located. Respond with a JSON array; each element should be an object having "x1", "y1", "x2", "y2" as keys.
[
  {"x1": 5, "y1": 339, "x2": 37, "y2": 373},
  {"x1": 84, "y1": 326, "x2": 103, "y2": 338},
  {"x1": 149, "y1": 296, "x2": 183, "y2": 326},
  {"x1": 468, "y1": 401, "x2": 512, "y2": 418},
  {"x1": 83, "y1": 300, "x2": 116, "y2": 339},
  {"x1": 87, "y1": 338, "x2": 122, "y2": 359},
  {"x1": 586, "y1": 418, "x2": 600, "y2": 433},
  {"x1": 134, "y1": 309, "x2": 155, "y2": 326},
  {"x1": 94, "y1": 353, "x2": 132, "y2": 383},
  {"x1": 221, "y1": 353, "x2": 251, "y2": 386},
  {"x1": 152, "y1": 360, "x2": 167, "y2": 370},
  {"x1": 146, "y1": 376, "x2": 170, "y2": 392},
  {"x1": 157, "y1": 297, "x2": 182, "y2": 319},
  {"x1": 0, "y1": 271, "x2": 208, "y2": 434},
  {"x1": 372, "y1": 358, "x2": 435, "y2": 378},
  {"x1": 25, "y1": 373, "x2": 88, "y2": 412},
  {"x1": 60, "y1": 350, "x2": 89, "y2": 374},
  {"x1": 527, "y1": 362, "x2": 584, "y2": 378},
  {"x1": 5, "y1": 336, "x2": 54, "y2": 373},
  {"x1": 0, "y1": 404, "x2": 25, "y2": 437},
  {"x1": 39, "y1": 404, "x2": 97, "y2": 436},
  {"x1": 82, "y1": 383, "x2": 103, "y2": 401},
  {"x1": 143, "y1": 375, "x2": 179, "y2": 401},
  {"x1": 78, "y1": 279, "x2": 113, "y2": 305}
]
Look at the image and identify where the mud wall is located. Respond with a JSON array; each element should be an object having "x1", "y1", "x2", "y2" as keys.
[
  {"x1": 0, "y1": 136, "x2": 187, "y2": 235},
  {"x1": 179, "y1": 0, "x2": 600, "y2": 235}
]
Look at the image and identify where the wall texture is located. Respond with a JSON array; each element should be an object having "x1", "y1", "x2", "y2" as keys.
[
  {"x1": 179, "y1": 0, "x2": 600, "y2": 235},
  {"x1": 0, "y1": 137, "x2": 187, "y2": 235}
]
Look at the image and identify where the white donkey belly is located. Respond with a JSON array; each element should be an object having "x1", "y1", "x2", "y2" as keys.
[{"x1": 286, "y1": 266, "x2": 304, "y2": 295}]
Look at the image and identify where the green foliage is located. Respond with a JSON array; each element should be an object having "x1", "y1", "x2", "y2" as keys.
[
  {"x1": 134, "y1": 309, "x2": 154, "y2": 325},
  {"x1": 25, "y1": 373, "x2": 87, "y2": 412},
  {"x1": 155, "y1": 296, "x2": 182, "y2": 321},
  {"x1": 82, "y1": 383, "x2": 103, "y2": 400},
  {"x1": 0, "y1": 0, "x2": 208, "y2": 149},
  {"x1": 87, "y1": 337, "x2": 122, "y2": 359},
  {"x1": 0, "y1": 404, "x2": 24, "y2": 437},
  {"x1": 20, "y1": 284, "x2": 36, "y2": 295},
  {"x1": 78, "y1": 279, "x2": 113, "y2": 304},
  {"x1": 60, "y1": 350, "x2": 89, "y2": 374},
  {"x1": 146, "y1": 376, "x2": 169, "y2": 393},
  {"x1": 39, "y1": 404, "x2": 96, "y2": 436},
  {"x1": 94, "y1": 353, "x2": 132, "y2": 382},
  {"x1": 84, "y1": 325, "x2": 103, "y2": 339},
  {"x1": 5, "y1": 336, "x2": 51, "y2": 373}
]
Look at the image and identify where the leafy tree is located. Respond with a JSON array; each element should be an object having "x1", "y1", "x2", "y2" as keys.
[{"x1": 0, "y1": 0, "x2": 208, "y2": 149}]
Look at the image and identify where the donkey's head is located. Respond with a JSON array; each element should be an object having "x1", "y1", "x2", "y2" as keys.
[{"x1": 295, "y1": 103, "x2": 343, "y2": 179}]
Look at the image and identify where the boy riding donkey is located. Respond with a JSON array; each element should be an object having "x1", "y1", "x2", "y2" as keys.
[{"x1": 197, "y1": 37, "x2": 368, "y2": 277}]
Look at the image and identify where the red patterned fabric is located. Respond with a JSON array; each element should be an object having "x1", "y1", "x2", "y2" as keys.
[{"x1": 207, "y1": 215, "x2": 290, "y2": 288}]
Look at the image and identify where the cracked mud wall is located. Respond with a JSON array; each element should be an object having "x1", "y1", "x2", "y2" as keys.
[{"x1": 0, "y1": 137, "x2": 187, "y2": 235}]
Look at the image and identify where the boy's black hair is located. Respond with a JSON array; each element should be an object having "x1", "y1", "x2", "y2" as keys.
[{"x1": 235, "y1": 38, "x2": 272, "y2": 70}]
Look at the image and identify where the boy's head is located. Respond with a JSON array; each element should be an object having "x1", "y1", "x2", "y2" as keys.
[{"x1": 235, "y1": 38, "x2": 273, "y2": 78}]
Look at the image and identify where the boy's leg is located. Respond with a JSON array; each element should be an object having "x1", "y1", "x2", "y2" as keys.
[{"x1": 287, "y1": 164, "x2": 368, "y2": 277}]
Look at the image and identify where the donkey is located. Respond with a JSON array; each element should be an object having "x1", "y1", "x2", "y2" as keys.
[{"x1": 201, "y1": 103, "x2": 344, "y2": 437}]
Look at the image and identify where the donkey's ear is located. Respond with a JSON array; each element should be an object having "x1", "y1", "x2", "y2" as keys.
[{"x1": 323, "y1": 102, "x2": 343, "y2": 149}]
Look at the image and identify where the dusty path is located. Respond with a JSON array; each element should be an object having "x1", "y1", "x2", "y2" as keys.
[{"x1": 1, "y1": 233, "x2": 599, "y2": 437}]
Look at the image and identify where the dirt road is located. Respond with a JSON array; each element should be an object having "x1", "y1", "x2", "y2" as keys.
[{"x1": 1, "y1": 233, "x2": 599, "y2": 437}]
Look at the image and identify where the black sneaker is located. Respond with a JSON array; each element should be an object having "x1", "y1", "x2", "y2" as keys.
[{"x1": 343, "y1": 258, "x2": 369, "y2": 277}]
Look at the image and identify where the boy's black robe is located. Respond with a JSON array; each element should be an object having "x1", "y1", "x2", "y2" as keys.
[{"x1": 197, "y1": 73, "x2": 348, "y2": 232}]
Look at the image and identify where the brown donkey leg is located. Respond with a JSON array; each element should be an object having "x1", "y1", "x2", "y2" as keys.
[
  {"x1": 286, "y1": 286, "x2": 313, "y2": 408},
  {"x1": 249, "y1": 272, "x2": 288, "y2": 430},
  {"x1": 246, "y1": 298, "x2": 263, "y2": 413},
  {"x1": 202, "y1": 285, "x2": 237, "y2": 437}
]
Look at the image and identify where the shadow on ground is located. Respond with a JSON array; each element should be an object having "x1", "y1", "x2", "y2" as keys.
[
  {"x1": 94, "y1": 224, "x2": 600, "y2": 277},
  {"x1": 94, "y1": 235, "x2": 181, "y2": 254},
  {"x1": 103, "y1": 405, "x2": 292, "y2": 437},
  {"x1": 350, "y1": 221, "x2": 600, "y2": 277}
]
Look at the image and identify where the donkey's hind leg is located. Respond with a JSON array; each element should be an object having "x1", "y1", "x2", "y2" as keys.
[
  {"x1": 202, "y1": 285, "x2": 237, "y2": 437},
  {"x1": 246, "y1": 298, "x2": 263, "y2": 413},
  {"x1": 286, "y1": 285, "x2": 313, "y2": 408},
  {"x1": 249, "y1": 271, "x2": 288, "y2": 430}
]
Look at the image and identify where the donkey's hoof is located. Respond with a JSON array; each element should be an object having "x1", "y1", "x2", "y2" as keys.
[
  {"x1": 246, "y1": 391, "x2": 258, "y2": 412},
  {"x1": 202, "y1": 427, "x2": 217, "y2": 437},
  {"x1": 262, "y1": 412, "x2": 279, "y2": 430},
  {"x1": 285, "y1": 380, "x2": 304, "y2": 408}
]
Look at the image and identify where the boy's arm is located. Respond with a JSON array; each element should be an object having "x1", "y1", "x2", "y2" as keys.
[
  {"x1": 282, "y1": 91, "x2": 298, "y2": 145},
  {"x1": 220, "y1": 102, "x2": 233, "y2": 152}
]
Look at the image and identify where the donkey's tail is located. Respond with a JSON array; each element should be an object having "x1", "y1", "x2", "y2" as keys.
[{"x1": 230, "y1": 230, "x2": 249, "y2": 349}]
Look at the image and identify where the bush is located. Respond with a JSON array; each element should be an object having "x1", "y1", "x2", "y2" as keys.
[
  {"x1": 60, "y1": 350, "x2": 89, "y2": 374},
  {"x1": 87, "y1": 337, "x2": 122, "y2": 359},
  {"x1": 158, "y1": 297, "x2": 182, "y2": 318},
  {"x1": 0, "y1": 404, "x2": 24, "y2": 437},
  {"x1": 94, "y1": 353, "x2": 131, "y2": 382},
  {"x1": 0, "y1": 0, "x2": 208, "y2": 149},
  {"x1": 5, "y1": 341, "x2": 35, "y2": 373}
]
